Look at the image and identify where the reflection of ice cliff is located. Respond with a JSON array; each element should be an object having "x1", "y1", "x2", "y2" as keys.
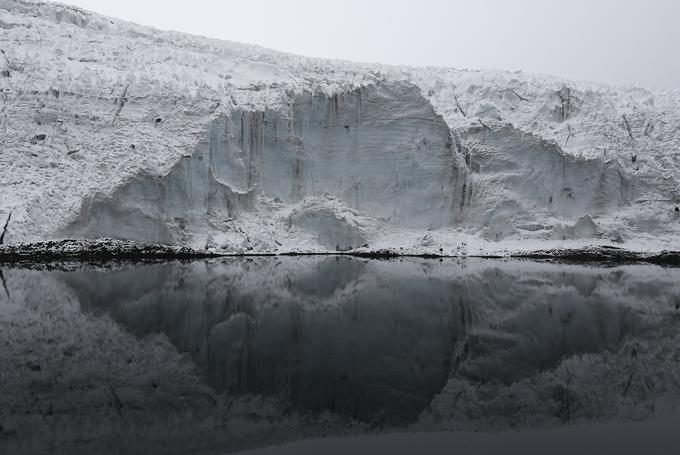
[
  {"x1": 59, "y1": 257, "x2": 680, "y2": 428},
  {"x1": 3, "y1": 257, "x2": 680, "y2": 453}
]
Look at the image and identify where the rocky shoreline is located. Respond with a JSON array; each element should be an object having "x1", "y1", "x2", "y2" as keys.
[
  {"x1": 1, "y1": 239, "x2": 680, "y2": 266},
  {"x1": 0, "y1": 239, "x2": 219, "y2": 263},
  {"x1": 515, "y1": 246, "x2": 680, "y2": 266}
]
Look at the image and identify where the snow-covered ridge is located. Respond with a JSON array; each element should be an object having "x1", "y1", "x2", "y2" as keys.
[{"x1": 1, "y1": 0, "x2": 679, "y2": 254}]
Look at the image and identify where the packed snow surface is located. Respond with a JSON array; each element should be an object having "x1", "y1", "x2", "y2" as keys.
[{"x1": 1, "y1": 0, "x2": 679, "y2": 254}]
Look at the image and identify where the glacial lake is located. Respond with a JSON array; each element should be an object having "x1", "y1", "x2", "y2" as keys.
[{"x1": 1, "y1": 257, "x2": 680, "y2": 454}]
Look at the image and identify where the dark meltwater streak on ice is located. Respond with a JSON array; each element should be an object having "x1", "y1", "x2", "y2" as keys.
[{"x1": 1, "y1": 257, "x2": 680, "y2": 454}]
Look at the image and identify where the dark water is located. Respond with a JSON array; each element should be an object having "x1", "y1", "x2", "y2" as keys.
[{"x1": 1, "y1": 257, "x2": 679, "y2": 454}]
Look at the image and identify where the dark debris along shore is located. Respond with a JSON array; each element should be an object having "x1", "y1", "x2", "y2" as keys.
[
  {"x1": 0, "y1": 239, "x2": 219, "y2": 263},
  {"x1": 1, "y1": 239, "x2": 679, "y2": 266},
  {"x1": 515, "y1": 246, "x2": 680, "y2": 266}
]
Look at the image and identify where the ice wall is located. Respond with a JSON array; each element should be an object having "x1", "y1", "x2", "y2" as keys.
[
  {"x1": 65, "y1": 141, "x2": 254, "y2": 244},
  {"x1": 65, "y1": 81, "x2": 470, "y2": 245},
  {"x1": 461, "y1": 125, "x2": 635, "y2": 240},
  {"x1": 62, "y1": 79, "x2": 639, "y2": 249},
  {"x1": 250, "y1": 82, "x2": 468, "y2": 228}
]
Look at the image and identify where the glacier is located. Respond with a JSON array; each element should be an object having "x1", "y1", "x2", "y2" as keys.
[{"x1": 1, "y1": 0, "x2": 679, "y2": 255}]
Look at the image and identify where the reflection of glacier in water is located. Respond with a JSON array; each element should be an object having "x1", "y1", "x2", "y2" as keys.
[{"x1": 2, "y1": 257, "x2": 680, "y2": 454}]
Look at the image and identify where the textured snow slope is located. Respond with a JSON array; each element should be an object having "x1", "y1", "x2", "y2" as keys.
[{"x1": 1, "y1": 0, "x2": 679, "y2": 254}]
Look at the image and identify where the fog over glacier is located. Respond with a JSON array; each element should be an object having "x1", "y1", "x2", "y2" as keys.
[{"x1": 67, "y1": 0, "x2": 680, "y2": 89}]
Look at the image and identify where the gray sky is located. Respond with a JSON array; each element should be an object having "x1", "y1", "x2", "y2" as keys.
[{"x1": 67, "y1": 0, "x2": 680, "y2": 89}]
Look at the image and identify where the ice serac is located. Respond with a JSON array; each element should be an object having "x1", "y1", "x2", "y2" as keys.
[
  {"x1": 65, "y1": 141, "x2": 254, "y2": 244},
  {"x1": 65, "y1": 81, "x2": 469, "y2": 246},
  {"x1": 461, "y1": 125, "x2": 635, "y2": 241},
  {"x1": 245, "y1": 82, "x2": 468, "y2": 229}
]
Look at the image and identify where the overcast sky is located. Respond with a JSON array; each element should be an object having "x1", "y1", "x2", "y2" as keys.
[{"x1": 66, "y1": 0, "x2": 680, "y2": 89}]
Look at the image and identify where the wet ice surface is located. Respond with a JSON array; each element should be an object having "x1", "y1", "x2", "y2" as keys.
[{"x1": 1, "y1": 257, "x2": 680, "y2": 454}]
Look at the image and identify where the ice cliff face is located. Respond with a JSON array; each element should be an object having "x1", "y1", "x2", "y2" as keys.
[
  {"x1": 66, "y1": 82, "x2": 467, "y2": 248},
  {"x1": 1, "y1": 0, "x2": 679, "y2": 253}
]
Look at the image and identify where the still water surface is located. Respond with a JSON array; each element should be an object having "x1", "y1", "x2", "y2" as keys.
[{"x1": 1, "y1": 257, "x2": 679, "y2": 454}]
